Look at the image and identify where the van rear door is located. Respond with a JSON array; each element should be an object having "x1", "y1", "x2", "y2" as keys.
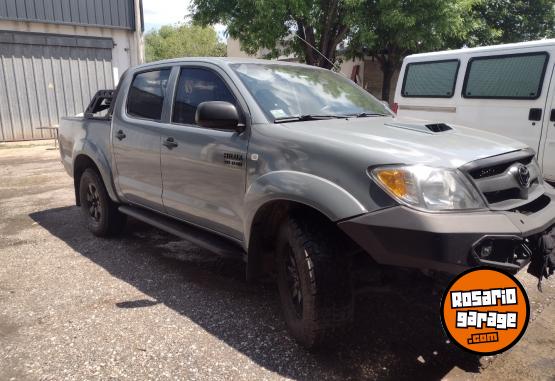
[
  {"x1": 457, "y1": 51, "x2": 550, "y2": 154},
  {"x1": 540, "y1": 63, "x2": 555, "y2": 182}
]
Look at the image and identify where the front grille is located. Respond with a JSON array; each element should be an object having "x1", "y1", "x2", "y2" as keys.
[
  {"x1": 484, "y1": 188, "x2": 522, "y2": 204},
  {"x1": 461, "y1": 150, "x2": 543, "y2": 210},
  {"x1": 469, "y1": 156, "x2": 532, "y2": 180}
]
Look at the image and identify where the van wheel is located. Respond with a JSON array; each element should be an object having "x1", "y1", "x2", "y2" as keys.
[
  {"x1": 79, "y1": 168, "x2": 126, "y2": 237},
  {"x1": 276, "y1": 213, "x2": 354, "y2": 349}
]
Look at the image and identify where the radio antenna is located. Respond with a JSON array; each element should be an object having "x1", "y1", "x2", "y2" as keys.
[{"x1": 293, "y1": 33, "x2": 344, "y2": 74}]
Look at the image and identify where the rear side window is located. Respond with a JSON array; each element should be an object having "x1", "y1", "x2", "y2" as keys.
[
  {"x1": 401, "y1": 60, "x2": 459, "y2": 98},
  {"x1": 172, "y1": 67, "x2": 237, "y2": 125},
  {"x1": 127, "y1": 69, "x2": 171, "y2": 120},
  {"x1": 463, "y1": 52, "x2": 549, "y2": 99}
]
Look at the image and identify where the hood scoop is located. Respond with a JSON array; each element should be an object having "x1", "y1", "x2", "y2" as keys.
[{"x1": 385, "y1": 121, "x2": 453, "y2": 134}]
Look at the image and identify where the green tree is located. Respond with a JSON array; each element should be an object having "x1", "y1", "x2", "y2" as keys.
[
  {"x1": 145, "y1": 23, "x2": 226, "y2": 62},
  {"x1": 469, "y1": 0, "x2": 555, "y2": 45},
  {"x1": 349, "y1": 0, "x2": 477, "y2": 102},
  {"x1": 191, "y1": 0, "x2": 361, "y2": 69}
]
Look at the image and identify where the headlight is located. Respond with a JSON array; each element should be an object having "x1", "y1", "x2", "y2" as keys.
[{"x1": 371, "y1": 165, "x2": 486, "y2": 211}]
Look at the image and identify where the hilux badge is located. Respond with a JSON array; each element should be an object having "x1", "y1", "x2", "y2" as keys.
[{"x1": 515, "y1": 164, "x2": 531, "y2": 188}]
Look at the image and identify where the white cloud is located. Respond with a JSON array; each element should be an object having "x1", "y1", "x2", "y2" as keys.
[
  {"x1": 143, "y1": 0, "x2": 227, "y2": 41},
  {"x1": 143, "y1": 0, "x2": 192, "y2": 31}
]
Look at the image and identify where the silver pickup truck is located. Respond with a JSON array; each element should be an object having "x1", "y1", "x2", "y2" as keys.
[{"x1": 59, "y1": 58, "x2": 555, "y2": 348}]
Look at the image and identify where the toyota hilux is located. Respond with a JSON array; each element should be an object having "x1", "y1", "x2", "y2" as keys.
[{"x1": 58, "y1": 58, "x2": 555, "y2": 348}]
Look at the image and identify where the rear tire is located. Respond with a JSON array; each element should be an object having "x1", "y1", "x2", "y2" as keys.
[
  {"x1": 79, "y1": 168, "x2": 126, "y2": 237},
  {"x1": 276, "y1": 213, "x2": 354, "y2": 349}
]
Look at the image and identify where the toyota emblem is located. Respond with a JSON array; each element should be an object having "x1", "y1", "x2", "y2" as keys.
[{"x1": 515, "y1": 164, "x2": 531, "y2": 188}]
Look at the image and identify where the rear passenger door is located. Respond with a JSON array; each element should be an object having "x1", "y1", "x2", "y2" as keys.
[
  {"x1": 159, "y1": 65, "x2": 249, "y2": 240},
  {"x1": 112, "y1": 68, "x2": 171, "y2": 211},
  {"x1": 458, "y1": 51, "x2": 550, "y2": 152}
]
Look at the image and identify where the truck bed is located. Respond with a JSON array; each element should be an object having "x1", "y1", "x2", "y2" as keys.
[{"x1": 59, "y1": 116, "x2": 112, "y2": 178}]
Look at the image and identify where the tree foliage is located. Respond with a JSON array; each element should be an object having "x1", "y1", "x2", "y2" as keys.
[
  {"x1": 145, "y1": 23, "x2": 226, "y2": 62},
  {"x1": 189, "y1": 0, "x2": 555, "y2": 101},
  {"x1": 350, "y1": 0, "x2": 476, "y2": 101},
  {"x1": 468, "y1": 0, "x2": 555, "y2": 46},
  {"x1": 191, "y1": 0, "x2": 362, "y2": 69}
]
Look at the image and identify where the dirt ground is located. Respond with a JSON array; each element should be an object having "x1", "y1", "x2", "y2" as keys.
[{"x1": 0, "y1": 143, "x2": 554, "y2": 381}]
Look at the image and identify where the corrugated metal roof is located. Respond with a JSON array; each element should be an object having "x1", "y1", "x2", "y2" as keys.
[{"x1": 0, "y1": 0, "x2": 137, "y2": 30}]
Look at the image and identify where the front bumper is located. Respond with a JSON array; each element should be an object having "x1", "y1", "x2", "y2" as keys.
[{"x1": 338, "y1": 189, "x2": 555, "y2": 275}]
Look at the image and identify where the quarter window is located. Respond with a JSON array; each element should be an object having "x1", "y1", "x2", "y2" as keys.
[
  {"x1": 172, "y1": 68, "x2": 237, "y2": 125},
  {"x1": 127, "y1": 69, "x2": 171, "y2": 120},
  {"x1": 402, "y1": 60, "x2": 459, "y2": 98},
  {"x1": 463, "y1": 52, "x2": 549, "y2": 99}
]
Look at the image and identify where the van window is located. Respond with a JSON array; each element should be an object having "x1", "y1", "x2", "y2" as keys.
[
  {"x1": 401, "y1": 60, "x2": 459, "y2": 98},
  {"x1": 463, "y1": 52, "x2": 548, "y2": 99},
  {"x1": 172, "y1": 67, "x2": 237, "y2": 125},
  {"x1": 127, "y1": 69, "x2": 171, "y2": 120}
]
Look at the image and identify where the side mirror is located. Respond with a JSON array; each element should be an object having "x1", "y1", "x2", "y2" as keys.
[{"x1": 195, "y1": 101, "x2": 242, "y2": 131}]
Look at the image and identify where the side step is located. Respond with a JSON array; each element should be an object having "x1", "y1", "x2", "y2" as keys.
[{"x1": 119, "y1": 205, "x2": 245, "y2": 258}]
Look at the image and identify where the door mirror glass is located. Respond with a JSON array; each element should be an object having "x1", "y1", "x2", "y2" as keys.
[{"x1": 195, "y1": 101, "x2": 240, "y2": 131}]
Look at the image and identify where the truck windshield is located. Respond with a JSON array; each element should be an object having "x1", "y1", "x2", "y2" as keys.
[{"x1": 230, "y1": 63, "x2": 391, "y2": 122}]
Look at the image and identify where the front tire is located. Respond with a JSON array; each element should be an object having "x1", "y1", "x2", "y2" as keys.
[
  {"x1": 79, "y1": 168, "x2": 126, "y2": 237},
  {"x1": 276, "y1": 213, "x2": 354, "y2": 349}
]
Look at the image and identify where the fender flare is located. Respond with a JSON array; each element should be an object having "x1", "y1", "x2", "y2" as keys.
[
  {"x1": 73, "y1": 141, "x2": 119, "y2": 203},
  {"x1": 243, "y1": 171, "x2": 367, "y2": 246}
]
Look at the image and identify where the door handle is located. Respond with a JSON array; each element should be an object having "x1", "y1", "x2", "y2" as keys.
[
  {"x1": 163, "y1": 137, "x2": 178, "y2": 149},
  {"x1": 116, "y1": 130, "x2": 126, "y2": 140},
  {"x1": 550, "y1": 109, "x2": 555, "y2": 122},
  {"x1": 528, "y1": 108, "x2": 542, "y2": 121}
]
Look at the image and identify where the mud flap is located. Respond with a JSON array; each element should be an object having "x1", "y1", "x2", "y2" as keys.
[{"x1": 528, "y1": 228, "x2": 555, "y2": 291}]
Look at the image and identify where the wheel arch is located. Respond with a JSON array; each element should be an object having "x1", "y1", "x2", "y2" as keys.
[
  {"x1": 244, "y1": 171, "x2": 368, "y2": 281},
  {"x1": 245, "y1": 199, "x2": 331, "y2": 281},
  {"x1": 244, "y1": 171, "x2": 367, "y2": 246},
  {"x1": 73, "y1": 154, "x2": 118, "y2": 205}
]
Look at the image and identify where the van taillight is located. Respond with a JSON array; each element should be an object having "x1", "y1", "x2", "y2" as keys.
[{"x1": 392, "y1": 102, "x2": 398, "y2": 114}]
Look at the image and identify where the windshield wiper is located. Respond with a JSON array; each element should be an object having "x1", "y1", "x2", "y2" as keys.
[
  {"x1": 347, "y1": 112, "x2": 389, "y2": 118},
  {"x1": 274, "y1": 114, "x2": 348, "y2": 123}
]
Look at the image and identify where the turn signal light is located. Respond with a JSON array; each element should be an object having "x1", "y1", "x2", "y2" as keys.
[{"x1": 375, "y1": 169, "x2": 408, "y2": 198}]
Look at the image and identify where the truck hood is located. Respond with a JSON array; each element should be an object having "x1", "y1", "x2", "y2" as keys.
[{"x1": 280, "y1": 116, "x2": 528, "y2": 168}]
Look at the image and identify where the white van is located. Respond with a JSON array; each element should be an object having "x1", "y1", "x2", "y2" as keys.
[{"x1": 393, "y1": 39, "x2": 555, "y2": 182}]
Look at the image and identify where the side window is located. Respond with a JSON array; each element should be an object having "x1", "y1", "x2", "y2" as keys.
[
  {"x1": 402, "y1": 60, "x2": 459, "y2": 98},
  {"x1": 172, "y1": 68, "x2": 237, "y2": 125},
  {"x1": 463, "y1": 52, "x2": 549, "y2": 99},
  {"x1": 127, "y1": 69, "x2": 171, "y2": 120}
]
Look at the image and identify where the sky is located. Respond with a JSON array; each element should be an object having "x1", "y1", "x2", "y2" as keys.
[{"x1": 142, "y1": 0, "x2": 226, "y2": 40}]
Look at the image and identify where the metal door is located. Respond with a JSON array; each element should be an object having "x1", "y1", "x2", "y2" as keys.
[
  {"x1": 0, "y1": 32, "x2": 113, "y2": 142},
  {"x1": 159, "y1": 65, "x2": 248, "y2": 240},
  {"x1": 112, "y1": 68, "x2": 172, "y2": 211},
  {"x1": 540, "y1": 64, "x2": 555, "y2": 182}
]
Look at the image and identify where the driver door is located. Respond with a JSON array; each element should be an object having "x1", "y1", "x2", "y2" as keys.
[{"x1": 158, "y1": 66, "x2": 249, "y2": 240}]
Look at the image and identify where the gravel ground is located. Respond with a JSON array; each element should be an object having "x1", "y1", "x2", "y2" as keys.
[{"x1": 0, "y1": 143, "x2": 553, "y2": 380}]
